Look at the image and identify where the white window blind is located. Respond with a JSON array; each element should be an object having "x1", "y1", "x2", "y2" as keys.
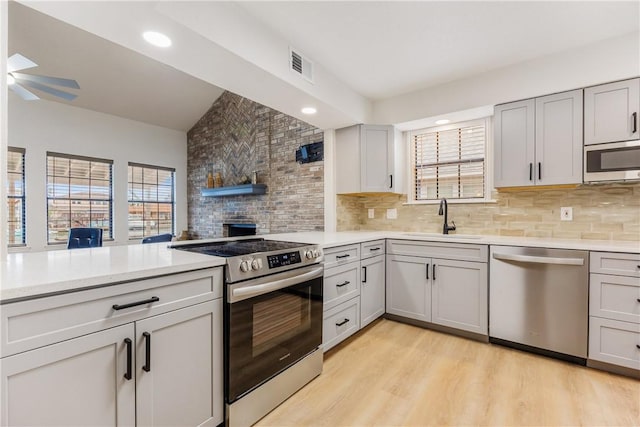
[{"x1": 412, "y1": 119, "x2": 487, "y2": 201}]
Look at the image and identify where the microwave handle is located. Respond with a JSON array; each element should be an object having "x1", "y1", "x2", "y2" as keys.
[{"x1": 633, "y1": 112, "x2": 637, "y2": 134}]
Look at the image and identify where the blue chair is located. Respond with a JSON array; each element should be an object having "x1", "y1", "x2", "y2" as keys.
[
  {"x1": 67, "y1": 228, "x2": 103, "y2": 249},
  {"x1": 142, "y1": 233, "x2": 173, "y2": 244}
]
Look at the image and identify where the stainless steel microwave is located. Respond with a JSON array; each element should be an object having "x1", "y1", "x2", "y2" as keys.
[{"x1": 584, "y1": 140, "x2": 640, "y2": 183}]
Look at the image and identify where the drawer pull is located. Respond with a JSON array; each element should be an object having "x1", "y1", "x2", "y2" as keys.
[
  {"x1": 369, "y1": 247, "x2": 381, "y2": 252},
  {"x1": 637, "y1": 298, "x2": 640, "y2": 303},
  {"x1": 336, "y1": 281, "x2": 350, "y2": 288},
  {"x1": 112, "y1": 296, "x2": 159, "y2": 311},
  {"x1": 124, "y1": 338, "x2": 132, "y2": 380},
  {"x1": 336, "y1": 318, "x2": 350, "y2": 327},
  {"x1": 143, "y1": 332, "x2": 151, "y2": 372},
  {"x1": 637, "y1": 344, "x2": 640, "y2": 350},
  {"x1": 336, "y1": 254, "x2": 351, "y2": 260}
]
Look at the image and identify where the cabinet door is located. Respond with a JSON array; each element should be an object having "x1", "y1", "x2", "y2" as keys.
[
  {"x1": 361, "y1": 255, "x2": 386, "y2": 328},
  {"x1": 136, "y1": 300, "x2": 223, "y2": 427},
  {"x1": 584, "y1": 78, "x2": 640, "y2": 145},
  {"x1": 494, "y1": 99, "x2": 536, "y2": 187},
  {"x1": 535, "y1": 89, "x2": 583, "y2": 185},
  {"x1": 431, "y1": 259, "x2": 487, "y2": 335},
  {"x1": 360, "y1": 125, "x2": 394, "y2": 192},
  {"x1": 1, "y1": 324, "x2": 135, "y2": 427},
  {"x1": 386, "y1": 254, "x2": 430, "y2": 322}
]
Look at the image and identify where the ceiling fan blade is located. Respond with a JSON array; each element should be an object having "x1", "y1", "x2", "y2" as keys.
[
  {"x1": 12, "y1": 72, "x2": 80, "y2": 89},
  {"x1": 7, "y1": 53, "x2": 38, "y2": 72},
  {"x1": 17, "y1": 78, "x2": 78, "y2": 101},
  {"x1": 8, "y1": 83, "x2": 39, "y2": 101}
]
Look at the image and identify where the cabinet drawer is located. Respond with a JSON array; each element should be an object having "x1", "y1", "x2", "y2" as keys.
[
  {"x1": 360, "y1": 240, "x2": 386, "y2": 260},
  {"x1": 387, "y1": 239, "x2": 488, "y2": 262},
  {"x1": 591, "y1": 252, "x2": 640, "y2": 277},
  {"x1": 323, "y1": 263, "x2": 360, "y2": 311},
  {"x1": 323, "y1": 244, "x2": 360, "y2": 268},
  {"x1": 1, "y1": 268, "x2": 223, "y2": 358},
  {"x1": 590, "y1": 274, "x2": 640, "y2": 324},
  {"x1": 589, "y1": 317, "x2": 640, "y2": 370},
  {"x1": 322, "y1": 297, "x2": 360, "y2": 352}
]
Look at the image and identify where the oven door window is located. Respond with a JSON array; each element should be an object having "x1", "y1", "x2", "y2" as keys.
[{"x1": 227, "y1": 276, "x2": 322, "y2": 402}]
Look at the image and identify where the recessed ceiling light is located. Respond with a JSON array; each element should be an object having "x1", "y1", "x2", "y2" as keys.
[
  {"x1": 435, "y1": 119, "x2": 450, "y2": 125},
  {"x1": 301, "y1": 107, "x2": 317, "y2": 115},
  {"x1": 7, "y1": 74, "x2": 15, "y2": 85},
  {"x1": 143, "y1": 31, "x2": 172, "y2": 48}
]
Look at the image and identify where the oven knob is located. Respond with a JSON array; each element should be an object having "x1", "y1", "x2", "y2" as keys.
[
  {"x1": 251, "y1": 259, "x2": 262, "y2": 271},
  {"x1": 239, "y1": 260, "x2": 250, "y2": 272},
  {"x1": 305, "y1": 250, "x2": 314, "y2": 260},
  {"x1": 312, "y1": 249, "x2": 320, "y2": 258}
]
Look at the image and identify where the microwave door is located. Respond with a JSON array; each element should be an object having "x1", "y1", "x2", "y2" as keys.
[{"x1": 584, "y1": 141, "x2": 640, "y2": 182}]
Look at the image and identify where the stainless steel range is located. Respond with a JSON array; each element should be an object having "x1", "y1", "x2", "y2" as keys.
[{"x1": 173, "y1": 238, "x2": 323, "y2": 427}]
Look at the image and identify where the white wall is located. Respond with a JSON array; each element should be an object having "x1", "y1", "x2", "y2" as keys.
[
  {"x1": 373, "y1": 32, "x2": 640, "y2": 125},
  {"x1": 1, "y1": 0, "x2": 7, "y2": 260},
  {"x1": 8, "y1": 97, "x2": 187, "y2": 251}
]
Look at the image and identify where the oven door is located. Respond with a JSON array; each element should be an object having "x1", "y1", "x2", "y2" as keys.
[{"x1": 226, "y1": 265, "x2": 323, "y2": 403}]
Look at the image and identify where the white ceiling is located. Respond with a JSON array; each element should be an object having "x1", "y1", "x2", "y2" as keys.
[
  {"x1": 8, "y1": 2, "x2": 225, "y2": 131},
  {"x1": 7, "y1": 1, "x2": 639, "y2": 131},
  {"x1": 239, "y1": 1, "x2": 640, "y2": 100}
]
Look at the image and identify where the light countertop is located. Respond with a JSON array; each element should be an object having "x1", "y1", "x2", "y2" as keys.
[
  {"x1": 2, "y1": 231, "x2": 638, "y2": 304},
  {"x1": 1, "y1": 242, "x2": 225, "y2": 303}
]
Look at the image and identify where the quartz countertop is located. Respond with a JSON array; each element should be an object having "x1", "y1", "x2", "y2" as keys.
[{"x1": 1, "y1": 242, "x2": 225, "y2": 303}]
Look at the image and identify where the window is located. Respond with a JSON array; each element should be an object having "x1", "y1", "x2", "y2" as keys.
[
  {"x1": 7, "y1": 147, "x2": 26, "y2": 246},
  {"x1": 46, "y1": 152, "x2": 113, "y2": 244},
  {"x1": 128, "y1": 163, "x2": 175, "y2": 239},
  {"x1": 410, "y1": 118, "x2": 489, "y2": 202}
]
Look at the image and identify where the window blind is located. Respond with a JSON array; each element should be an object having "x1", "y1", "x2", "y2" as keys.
[{"x1": 413, "y1": 121, "x2": 486, "y2": 201}]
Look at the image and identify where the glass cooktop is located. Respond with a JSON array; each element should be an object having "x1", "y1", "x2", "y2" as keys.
[{"x1": 173, "y1": 238, "x2": 307, "y2": 258}]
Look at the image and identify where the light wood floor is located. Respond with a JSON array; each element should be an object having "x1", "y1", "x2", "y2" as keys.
[{"x1": 256, "y1": 319, "x2": 640, "y2": 427}]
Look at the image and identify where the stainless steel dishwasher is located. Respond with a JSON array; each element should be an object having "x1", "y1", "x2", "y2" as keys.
[{"x1": 489, "y1": 245, "x2": 589, "y2": 364}]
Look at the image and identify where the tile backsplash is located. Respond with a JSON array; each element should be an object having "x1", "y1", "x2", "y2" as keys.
[{"x1": 337, "y1": 183, "x2": 640, "y2": 242}]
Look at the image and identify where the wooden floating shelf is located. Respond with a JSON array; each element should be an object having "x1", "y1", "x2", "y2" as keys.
[{"x1": 201, "y1": 184, "x2": 267, "y2": 197}]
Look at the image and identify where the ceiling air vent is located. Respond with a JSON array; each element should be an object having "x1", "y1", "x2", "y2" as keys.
[{"x1": 290, "y1": 48, "x2": 313, "y2": 83}]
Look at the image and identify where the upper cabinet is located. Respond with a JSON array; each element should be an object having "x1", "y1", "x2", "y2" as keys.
[
  {"x1": 494, "y1": 89, "x2": 583, "y2": 188},
  {"x1": 336, "y1": 124, "x2": 405, "y2": 194},
  {"x1": 584, "y1": 78, "x2": 640, "y2": 145}
]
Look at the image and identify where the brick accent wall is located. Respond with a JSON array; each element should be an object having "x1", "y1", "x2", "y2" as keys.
[{"x1": 187, "y1": 91, "x2": 324, "y2": 238}]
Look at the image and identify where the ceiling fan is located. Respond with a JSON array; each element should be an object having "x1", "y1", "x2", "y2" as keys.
[{"x1": 7, "y1": 53, "x2": 80, "y2": 101}]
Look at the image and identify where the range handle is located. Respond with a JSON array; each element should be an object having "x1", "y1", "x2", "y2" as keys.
[
  {"x1": 493, "y1": 252, "x2": 584, "y2": 266},
  {"x1": 231, "y1": 266, "x2": 323, "y2": 301}
]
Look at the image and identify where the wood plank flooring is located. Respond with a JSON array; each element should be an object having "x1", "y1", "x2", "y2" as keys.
[{"x1": 256, "y1": 319, "x2": 640, "y2": 427}]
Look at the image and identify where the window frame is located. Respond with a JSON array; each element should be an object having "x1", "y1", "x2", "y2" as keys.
[
  {"x1": 45, "y1": 152, "x2": 114, "y2": 245},
  {"x1": 406, "y1": 117, "x2": 494, "y2": 205},
  {"x1": 127, "y1": 162, "x2": 176, "y2": 240},
  {"x1": 7, "y1": 147, "x2": 26, "y2": 247}
]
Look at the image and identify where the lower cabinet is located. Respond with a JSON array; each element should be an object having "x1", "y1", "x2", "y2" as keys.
[
  {"x1": 323, "y1": 298, "x2": 361, "y2": 352},
  {"x1": 386, "y1": 254, "x2": 430, "y2": 322},
  {"x1": 360, "y1": 254, "x2": 386, "y2": 328},
  {"x1": 589, "y1": 317, "x2": 640, "y2": 370}
]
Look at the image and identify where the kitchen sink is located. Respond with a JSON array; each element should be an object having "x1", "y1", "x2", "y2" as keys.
[{"x1": 401, "y1": 232, "x2": 483, "y2": 240}]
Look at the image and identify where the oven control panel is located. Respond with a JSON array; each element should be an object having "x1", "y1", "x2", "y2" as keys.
[{"x1": 267, "y1": 251, "x2": 302, "y2": 269}]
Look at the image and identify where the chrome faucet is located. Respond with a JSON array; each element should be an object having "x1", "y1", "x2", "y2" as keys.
[{"x1": 438, "y1": 198, "x2": 456, "y2": 235}]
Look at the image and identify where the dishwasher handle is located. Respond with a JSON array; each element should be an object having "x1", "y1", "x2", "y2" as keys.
[{"x1": 492, "y1": 252, "x2": 584, "y2": 266}]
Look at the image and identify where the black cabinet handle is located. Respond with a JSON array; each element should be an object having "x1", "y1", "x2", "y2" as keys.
[
  {"x1": 633, "y1": 112, "x2": 638, "y2": 134},
  {"x1": 390, "y1": 174, "x2": 393, "y2": 189},
  {"x1": 529, "y1": 163, "x2": 533, "y2": 181},
  {"x1": 336, "y1": 318, "x2": 350, "y2": 327},
  {"x1": 142, "y1": 332, "x2": 151, "y2": 372},
  {"x1": 426, "y1": 263, "x2": 429, "y2": 280},
  {"x1": 336, "y1": 254, "x2": 350, "y2": 260},
  {"x1": 369, "y1": 247, "x2": 381, "y2": 252},
  {"x1": 113, "y1": 296, "x2": 159, "y2": 311},
  {"x1": 637, "y1": 344, "x2": 640, "y2": 350},
  {"x1": 124, "y1": 338, "x2": 132, "y2": 380},
  {"x1": 538, "y1": 162, "x2": 542, "y2": 181},
  {"x1": 637, "y1": 298, "x2": 640, "y2": 303},
  {"x1": 432, "y1": 264, "x2": 436, "y2": 281},
  {"x1": 336, "y1": 281, "x2": 350, "y2": 288},
  {"x1": 362, "y1": 266, "x2": 367, "y2": 283}
]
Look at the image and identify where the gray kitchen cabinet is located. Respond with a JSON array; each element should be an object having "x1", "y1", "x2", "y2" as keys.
[
  {"x1": 588, "y1": 252, "x2": 640, "y2": 373},
  {"x1": 584, "y1": 78, "x2": 640, "y2": 145},
  {"x1": 386, "y1": 254, "x2": 431, "y2": 322},
  {"x1": 0, "y1": 268, "x2": 224, "y2": 427},
  {"x1": 335, "y1": 124, "x2": 405, "y2": 194},
  {"x1": 1, "y1": 324, "x2": 136, "y2": 427},
  {"x1": 360, "y1": 253, "x2": 386, "y2": 328},
  {"x1": 386, "y1": 240, "x2": 489, "y2": 336},
  {"x1": 494, "y1": 89, "x2": 583, "y2": 187}
]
